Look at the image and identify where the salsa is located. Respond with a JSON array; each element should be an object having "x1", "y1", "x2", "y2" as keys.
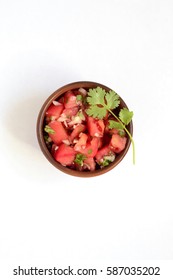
[{"x1": 43, "y1": 87, "x2": 131, "y2": 171}]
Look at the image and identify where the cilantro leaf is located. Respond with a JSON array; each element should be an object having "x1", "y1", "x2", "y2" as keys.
[
  {"x1": 88, "y1": 149, "x2": 93, "y2": 155},
  {"x1": 100, "y1": 154, "x2": 116, "y2": 167},
  {"x1": 101, "y1": 159, "x2": 110, "y2": 167},
  {"x1": 86, "y1": 87, "x2": 120, "y2": 119},
  {"x1": 108, "y1": 120, "x2": 123, "y2": 130},
  {"x1": 105, "y1": 90, "x2": 120, "y2": 109},
  {"x1": 44, "y1": 125, "x2": 55, "y2": 134},
  {"x1": 87, "y1": 87, "x2": 106, "y2": 106},
  {"x1": 108, "y1": 120, "x2": 125, "y2": 137},
  {"x1": 86, "y1": 105, "x2": 107, "y2": 119},
  {"x1": 119, "y1": 108, "x2": 133, "y2": 125},
  {"x1": 77, "y1": 110, "x2": 85, "y2": 121},
  {"x1": 74, "y1": 154, "x2": 86, "y2": 166},
  {"x1": 118, "y1": 129, "x2": 125, "y2": 137},
  {"x1": 76, "y1": 94, "x2": 83, "y2": 101}
]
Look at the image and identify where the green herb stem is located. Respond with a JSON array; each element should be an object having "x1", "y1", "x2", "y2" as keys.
[{"x1": 107, "y1": 108, "x2": 135, "y2": 165}]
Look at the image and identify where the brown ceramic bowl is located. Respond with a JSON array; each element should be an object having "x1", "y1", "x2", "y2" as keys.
[{"x1": 36, "y1": 81, "x2": 133, "y2": 177}]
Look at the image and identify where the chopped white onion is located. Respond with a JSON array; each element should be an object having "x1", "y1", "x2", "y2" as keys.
[
  {"x1": 58, "y1": 114, "x2": 68, "y2": 122},
  {"x1": 104, "y1": 154, "x2": 115, "y2": 162},
  {"x1": 73, "y1": 124, "x2": 78, "y2": 129},
  {"x1": 94, "y1": 132, "x2": 100, "y2": 137},
  {"x1": 52, "y1": 100, "x2": 62, "y2": 106},
  {"x1": 74, "y1": 146, "x2": 80, "y2": 151},
  {"x1": 50, "y1": 116, "x2": 56, "y2": 121},
  {"x1": 63, "y1": 120, "x2": 68, "y2": 128},
  {"x1": 62, "y1": 139, "x2": 70, "y2": 145},
  {"x1": 83, "y1": 163, "x2": 90, "y2": 170},
  {"x1": 70, "y1": 96, "x2": 76, "y2": 101},
  {"x1": 79, "y1": 88, "x2": 87, "y2": 96},
  {"x1": 68, "y1": 116, "x2": 82, "y2": 126}
]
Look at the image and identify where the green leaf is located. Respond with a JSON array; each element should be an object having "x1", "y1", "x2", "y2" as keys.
[
  {"x1": 88, "y1": 149, "x2": 93, "y2": 155},
  {"x1": 101, "y1": 159, "x2": 110, "y2": 167},
  {"x1": 87, "y1": 87, "x2": 106, "y2": 106},
  {"x1": 108, "y1": 120, "x2": 125, "y2": 137},
  {"x1": 100, "y1": 154, "x2": 115, "y2": 167},
  {"x1": 86, "y1": 87, "x2": 120, "y2": 119},
  {"x1": 119, "y1": 108, "x2": 133, "y2": 125},
  {"x1": 86, "y1": 105, "x2": 107, "y2": 119},
  {"x1": 74, "y1": 154, "x2": 86, "y2": 166},
  {"x1": 118, "y1": 129, "x2": 125, "y2": 137},
  {"x1": 77, "y1": 110, "x2": 85, "y2": 121},
  {"x1": 76, "y1": 94, "x2": 83, "y2": 101},
  {"x1": 44, "y1": 134, "x2": 49, "y2": 142},
  {"x1": 44, "y1": 125, "x2": 55, "y2": 134},
  {"x1": 108, "y1": 120, "x2": 123, "y2": 129},
  {"x1": 105, "y1": 90, "x2": 120, "y2": 109}
]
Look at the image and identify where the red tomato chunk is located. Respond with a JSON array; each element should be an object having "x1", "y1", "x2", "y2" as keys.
[
  {"x1": 46, "y1": 103, "x2": 64, "y2": 120},
  {"x1": 54, "y1": 144, "x2": 76, "y2": 166},
  {"x1": 47, "y1": 121, "x2": 69, "y2": 145}
]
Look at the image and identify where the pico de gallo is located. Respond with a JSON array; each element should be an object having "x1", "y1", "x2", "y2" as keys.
[{"x1": 43, "y1": 87, "x2": 133, "y2": 171}]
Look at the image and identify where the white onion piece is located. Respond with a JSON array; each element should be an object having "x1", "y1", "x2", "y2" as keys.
[
  {"x1": 68, "y1": 116, "x2": 82, "y2": 126},
  {"x1": 83, "y1": 163, "x2": 90, "y2": 170},
  {"x1": 52, "y1": 100, "x2": 62, "y2": 106},
  {"x1": 63, "y1": 120, "x2": 68, "y2": 128},
  {"x1": 79, "y1": 88, "x2": 87, "y2": 96},
  {"x1": 104, "y1": 154, "x2": 115, "y2": 162},
  {"x1": 94, "y1": 132, "x2": 100, "y2": 137},
  {"x1": 58, "y1": 114, "x2": 68, "y2": 122},
  {"x1": 62, "y1": 139, "x2": 70, "y2": 145}
]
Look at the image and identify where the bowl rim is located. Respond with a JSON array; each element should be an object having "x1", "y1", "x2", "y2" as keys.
[{"x1": 36, "y1": 81, "x2": 133, "y2": 177}]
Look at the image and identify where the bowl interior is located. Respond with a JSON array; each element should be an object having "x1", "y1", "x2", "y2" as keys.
[{"x1": 37, "y1": 81, "x2": 133, "y2": 177}]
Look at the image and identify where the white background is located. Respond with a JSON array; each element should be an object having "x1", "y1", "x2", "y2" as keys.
[{"x1": 0, "y1": 0, "x2": 173, "y2": 278}]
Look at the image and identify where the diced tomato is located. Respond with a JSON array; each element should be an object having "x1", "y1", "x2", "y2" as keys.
[
  {"x1": 109, "y1": 134, "x2": 127, "y2": 153},
  {"x1": 70, "y1": 124, "x2": 86, "y2": 141},
  {"x1": 62, "y1": 106, "x2": 79, "y2": 118},
  {"x1": 46, "y1": 103, "x2": 64, "y2": 119},
  {"x1": 48, "y1": 121, "x2": 69, "y2": 145},
  {"x1": 97, "y1": 137, "x2": 103, "y2": 149},
  {"x1": 110, "y1": 128, "x2": 119, "y2": 135},
  {"x1": 102, "y1": 133, "x2": 111, "y2": 147},
  {"x1": 54, "y1": 143, "x2": 76, "y2": 166},
  {"x1": 51, "y1": 144, "x2": 59, "y2": 157},
  {"x1": 83, "y1": 157, "x2": 96, "y2": 171},
  {"x1": 87, "y1": 116, "x2": 105, "y2": 137},
  {"x1": 105, "y1": 126, "x2": 119, "y2": 135},
  {"x1": 64, "y1": 91, "x2": 78, "y2": 108},
  {"x1": 74, "y1": 133, "x2": 88, "y2": 151},
  {"x1": 78, "y1": 137, "x2": 99, "y2": 158},
  {"x1": 58, "y1": 96, "x2": 64, "y2": 104},
  {"x1": 95, "y1": 145, "x2": 112, "y2": 162}
]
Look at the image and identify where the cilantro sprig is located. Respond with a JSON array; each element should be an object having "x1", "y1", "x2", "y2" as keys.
[
  {"x1": 86, "y1": 87, "x2": 135, "y2": 164},
  {"x1": 74, "y1": 154, "x2": 87, "y2": 166},
  {"x1": 44, "y1": 125, "x2": 55, "y2": 134},
  {"x1": 86, "y1": 87, "x2": 120, "y2": 119}
]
